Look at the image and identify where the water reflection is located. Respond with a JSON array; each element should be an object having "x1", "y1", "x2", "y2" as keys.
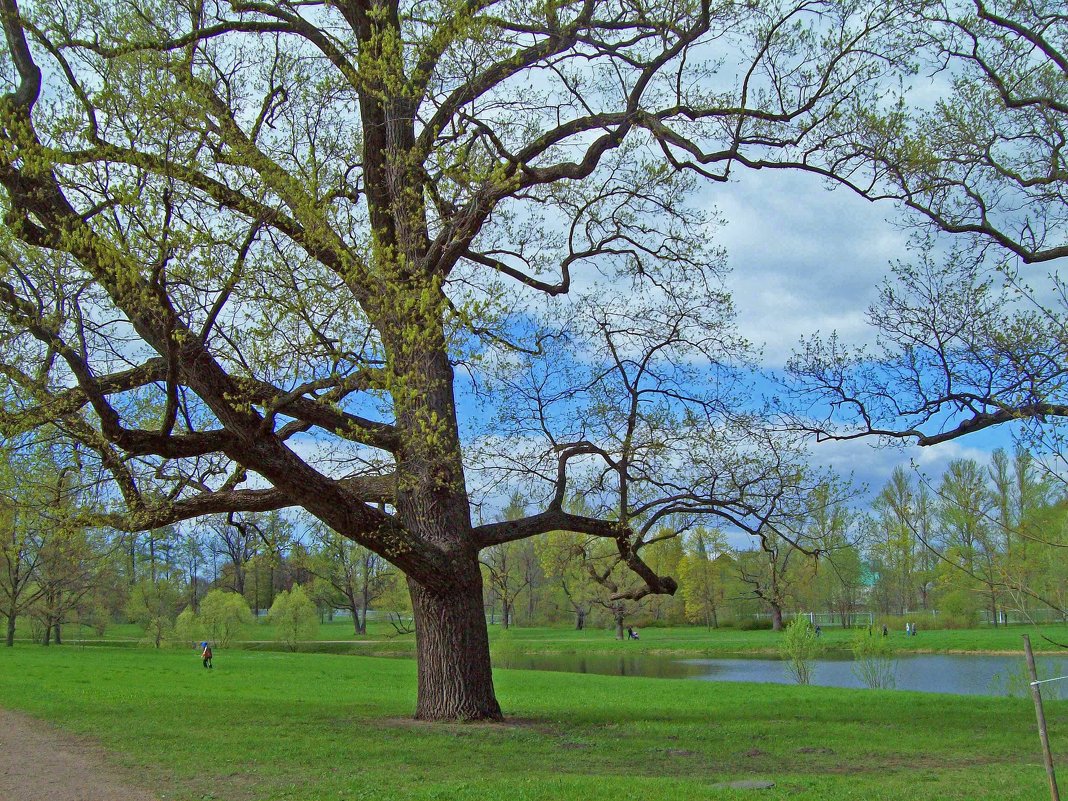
[{"x1": 493, "y1": 652, "x2": 1068, "y2": 697}]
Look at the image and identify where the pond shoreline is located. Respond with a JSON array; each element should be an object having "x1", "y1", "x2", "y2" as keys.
[
  {"x1": 55, "y1": 639, "x2": 1050, "y2": 659},
  {"x1": 493, "y1": 650, "x2": 1068, "y2": 697}
]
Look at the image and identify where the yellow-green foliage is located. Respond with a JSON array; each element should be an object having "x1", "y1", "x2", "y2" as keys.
[
  {"x1": 173, "y1": 606, "x2": 200, "y2": 647},
  {"x1": 197, "y1": 590, "x2": 254, "y2": 647},
  {"x1": 780, "y1": 616, "x2": 822, "y2": 685},
  {"x1": 125, "y1": 578, "x2": 181, "y2": 648},
  {"x1": 268, "y1": 584, "x2": 319, "y2": 651}
]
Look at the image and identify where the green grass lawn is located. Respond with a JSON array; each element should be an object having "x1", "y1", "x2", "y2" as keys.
[
  {"x1": 42, "y1": 618, "x2": 1068, "y2": 660},
  {"x1": 478, "y1": 623, "x2": 1068, "y2": 658},
  {"x1": 1, "y1": 643, "x2": 1065, "y2": 800}
]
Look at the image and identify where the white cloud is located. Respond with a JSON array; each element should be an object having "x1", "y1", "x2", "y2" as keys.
[
  {"x1": 803, "y1": 430, "x2": 1012, "y2": 502},
  {"x1": 706, "y1": 169, "x2": 909, "y2": 366}
]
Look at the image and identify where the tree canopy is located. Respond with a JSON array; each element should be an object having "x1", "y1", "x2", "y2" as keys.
[{"x1": 0, "y1": 0, "x2": 1062, "y2": 719}]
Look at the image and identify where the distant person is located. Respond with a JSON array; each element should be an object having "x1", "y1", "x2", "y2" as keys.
[
  {"x1": 912, "y1": 622, "x2": 919, "y2": 635},
  {"x1": 905, "y1": 622, "x2": 911, "y2": 636},
  {"x1": 881, "y1": 624, "x2": 888, "y2": 637},
  {"x1": 201, "y1": 641, "x2": 213, "y2": 669},
  {"x1": 815, "y1": 625, "x2": 822, "y2": 637}
]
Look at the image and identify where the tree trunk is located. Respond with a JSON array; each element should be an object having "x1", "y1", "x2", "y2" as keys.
[
  {"x1": 407, "y1": 558, "x2": 501, "y2": 722},
  {"x1": 501, "y1": 600, "x2": 510, "y2": 630},
  {"x1": 575, "y1": 608, "x2": 585, "y2": 630},
  {"x1": 189, "y1": 555, "x2": 199, "y2": 613},
  {"x1": 359, "y1": 584, "x2": 369, "y2": 635},
  {"x1": 771, "y1": 605, "x2": 783, "y2": 632},
  {"x1": 5, "y1": 609, "x2": 15, "y2": 646},
  {"x1": 233, "y1": 560, "x2": 245, "y2": 596},
  {"x1": 347, "y1": 594, "x2": 362, "y2": 636},
  {"x1": 614, "y1": 608, "x2": 625, "y2": 640},
  {"x1": 384, "y1": 299, "x2": 499, "y2": 721},
  {"x1": 527, "y1": 576, "x2": 536, "y2": 623}
]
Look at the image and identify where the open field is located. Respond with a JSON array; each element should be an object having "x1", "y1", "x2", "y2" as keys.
[
  {"x1": 1, "y1": 643, "x2": 1065, "y2": 800},
  {"x1": 480, "y1": 623, "x2": 1068, "y2": 659},
  {"x1": 38, "y1": 619, "x2": 1068, "y2": 659}
]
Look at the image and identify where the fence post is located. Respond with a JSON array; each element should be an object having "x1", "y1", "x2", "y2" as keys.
[{"x1": 1024, "y1": 634, "x2": 1061, "y2": 801}]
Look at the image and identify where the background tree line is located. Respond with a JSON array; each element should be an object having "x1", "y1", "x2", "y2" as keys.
[{"x1": 4, "y1": 437, "x2": 1064, "y2": 646}]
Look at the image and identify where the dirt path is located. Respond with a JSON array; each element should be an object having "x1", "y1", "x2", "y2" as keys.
[{"x1": 0, "y1": 707, "x2": 159, "y2": 801}]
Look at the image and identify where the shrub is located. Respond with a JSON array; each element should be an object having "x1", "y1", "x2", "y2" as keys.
[
  {"x1": 738, "y1": 617, "x2": 773, "y2": 631},
  {"x1": 850, "y1": 630, "x2": 897, "y2": 689},
  {"x1": 268, "y1": 585, "x2": 319, "y2": 651},
  {"x1": 939, "y1": 591, "x2": 980, "y2": 628},
  {"x1": 80, "y1": 604, "x2": 110, "y2": 637},
  {"x1": 780, "y1": 616, "x2": 822, "y2": 685},
  {"x1": 125, "y1": 579, "x2": 181, "y2": 648},
  {"x1": 198, "y1": 590, "x2": 254, "y2": 646}
]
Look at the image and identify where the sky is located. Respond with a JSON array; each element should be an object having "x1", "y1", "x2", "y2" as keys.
[
  {"x1": 700, "y1": 165, "x2": 1016, "y2": 511},
  {"x1": 714, "y1": 169, "x2": 899, "y2": 367},
  {"x1": 260, "y1": 113, "x2": 1028, "y2": 549},
  {"x1": 433, "y1": 158, "x2": 1024, "y2": 549}
]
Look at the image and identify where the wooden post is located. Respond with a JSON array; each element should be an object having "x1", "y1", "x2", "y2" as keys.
[{"x1": 1024, "y1": 634, "x2": 1061, "y2": 801}]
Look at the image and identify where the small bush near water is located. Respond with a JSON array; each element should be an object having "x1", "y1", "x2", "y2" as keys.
[
  {"x1": 780, "y1": 616, "x2": 822, "y2": 684},
  {"x1": 851, "y1": 630, "x2": 897, "y2": 689}
]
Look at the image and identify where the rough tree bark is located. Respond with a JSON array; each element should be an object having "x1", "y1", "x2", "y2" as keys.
[
  {"x1": 770, "y1": 605, "x2": 784, "y2": 633},
  {"x1": 408, "y1": 558, "x2": 500, "y2": 721}
]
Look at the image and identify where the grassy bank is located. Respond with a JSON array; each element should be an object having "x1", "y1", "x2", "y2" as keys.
[
  {"x1": 1, "y1": 644, "x2": 1065, "y2": 800},
  {"x1": 32, "y1": 618, "x2": 1068, "y2": 659},
  {"x1": 479, "y1": 623, "x2": 1068, "y2": 659}
]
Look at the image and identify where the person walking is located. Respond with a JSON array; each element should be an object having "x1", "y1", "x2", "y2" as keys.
[{"x1": 201, "y1": 641, "x2": 213, "y2": 669}]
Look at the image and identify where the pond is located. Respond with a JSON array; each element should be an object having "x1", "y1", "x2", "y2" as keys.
[{"x1": 492, "y1": 651, "x2": 1068, "y2": 697}]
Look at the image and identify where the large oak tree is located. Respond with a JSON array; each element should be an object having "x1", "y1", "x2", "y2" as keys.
[{"x1": 0, "y1": 0, "x2": 1053, "y2": 719}]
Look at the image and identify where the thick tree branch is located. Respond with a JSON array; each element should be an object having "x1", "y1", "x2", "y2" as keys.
[{"x1": 83, "y1": 472, "x2": 397, "y2": 532}]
